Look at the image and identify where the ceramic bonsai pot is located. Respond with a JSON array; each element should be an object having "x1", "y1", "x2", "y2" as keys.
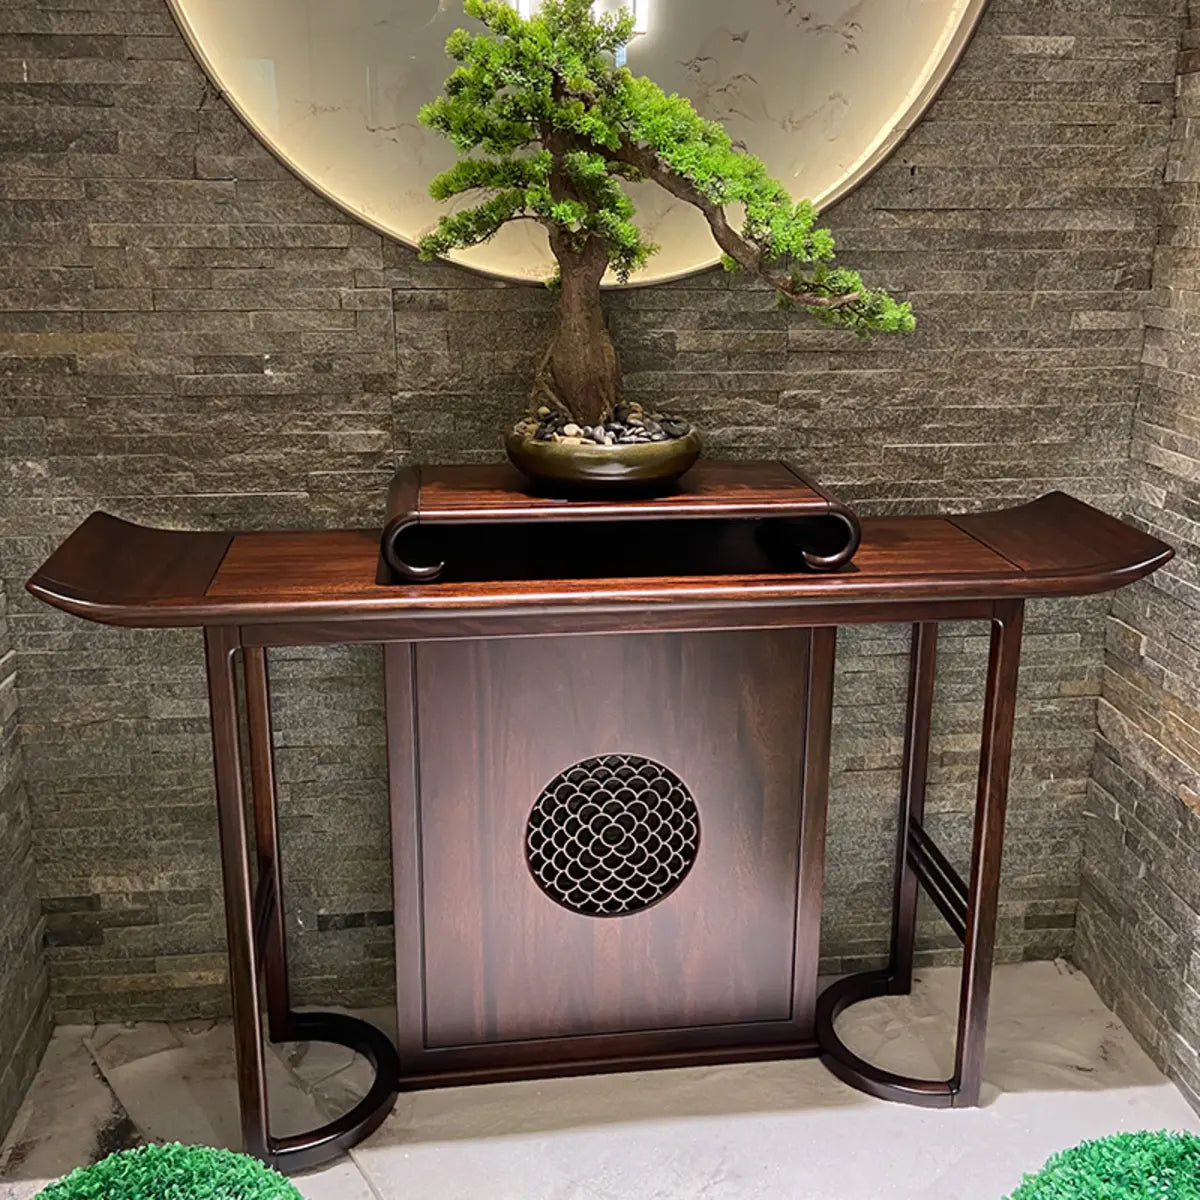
[{"x1": 504, "y1": 427, "x2": 702, "y2": 495}]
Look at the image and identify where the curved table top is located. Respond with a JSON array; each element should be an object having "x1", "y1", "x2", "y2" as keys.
[{"x1": 26, "y1": 492, "x2": 1172, "y2": 637}]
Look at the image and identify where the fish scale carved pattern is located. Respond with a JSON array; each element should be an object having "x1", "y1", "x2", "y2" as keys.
[{"x1": 525, "y1": 755, "x2": 701, "y2": 916}]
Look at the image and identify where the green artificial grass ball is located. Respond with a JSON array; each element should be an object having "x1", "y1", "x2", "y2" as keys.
[
  {"x1": 34, "y1": 1143, "x2": 305, "y2": 1200},
  {"x1": 1008, "y1": 1130, "x2": 1200, "y2": 1199}
]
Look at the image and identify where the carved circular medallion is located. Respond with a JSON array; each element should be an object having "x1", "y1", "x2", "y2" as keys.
[{"x1": 526, "y1": 755, "x2": 700, "y2": 916}]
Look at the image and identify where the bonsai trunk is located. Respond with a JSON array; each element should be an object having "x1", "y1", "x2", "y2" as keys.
[{"x1": 545, "y1": 234, "x2": 619, "y2": 427}]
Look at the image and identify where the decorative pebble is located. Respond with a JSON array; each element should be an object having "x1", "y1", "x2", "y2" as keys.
[{"x1": 520, "y1": 409, "x2": 691, "y2": 449}]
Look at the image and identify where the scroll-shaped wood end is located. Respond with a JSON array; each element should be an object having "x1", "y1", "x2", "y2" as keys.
[
  {"x1": 380, "y1": 467, "x2": 445, "y2": 582},
  {"x1": 752, "y1": 505, "x2": 862, "y2": 573},
  {"x1": 380, "y1": 516, "x2": 446, "y2": 583}
]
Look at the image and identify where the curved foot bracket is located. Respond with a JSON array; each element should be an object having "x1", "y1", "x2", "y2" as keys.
[
  {"x1": 816, "y1": 970, "x2": 957, "y2": 1108},
  {"x1": 266, "y1": 1011, "x2": 401, "y2": 1172}
]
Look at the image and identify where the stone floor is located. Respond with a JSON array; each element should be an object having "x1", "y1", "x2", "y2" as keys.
[{"x1": 1, "y1": 961, "x2": 1196, "y2": 1200}]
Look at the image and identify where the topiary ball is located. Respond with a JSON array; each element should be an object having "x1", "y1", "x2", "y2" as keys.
[
  {"x1": 1008, "y1": 1130, "x2": 1200, "y2": 1199},
  {"x1": 34, "y1": 1143, "x2": 305, "y2": 1200}
]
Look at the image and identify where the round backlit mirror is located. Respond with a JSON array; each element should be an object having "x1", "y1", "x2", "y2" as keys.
[{"x1": 168, "y1": 0, "x2": 986, "y2": 284}]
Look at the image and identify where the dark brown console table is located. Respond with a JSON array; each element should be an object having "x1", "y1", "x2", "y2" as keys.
[{"x1": 26, "y1": 462, "x2": 1172, "y2": 1171}]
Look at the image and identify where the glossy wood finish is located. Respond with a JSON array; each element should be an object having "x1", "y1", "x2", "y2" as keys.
[
  {"x1": 798, "y1": 627, "x2": 838, "y2": 1035},
  {"x1": 244, "y1": 648, "x2": 290, "y2": 1042},
  {"x1": 950, "y1": 498, "x2": 1162, "y2": 580},
  {"x1": 382, "y1": 462, "x2": 862, "y2": 580},
  {"x1": 388, "y1": 629, "x2": 826, "y2": 1081},
  {"x1": 955, "y1": 598, "x2": 1025, "y2": 1105},
  {"x1": 384, "y1": 642, "x2": 425, "y2": 1071},
  {"x1": 890, "y1": 623, "x2": 938, "y2": 994},
  {"x1": 238, "y1": 598, "x2": 999, "y2": 649},
  {"x1": 816, "y1": 600, "x2": 1026, "y2": 1108},
  {"x1": 394, "y1": 460, "x2": 842, "y2": 520},
  {"x1": 205, "y1": 629, "x2": 400, "y2": 1170},
  {"x1": 26, "y1": 492, "x2": 1174, "y2": 632},
  {"x1": 24, "y1": 483, "x2": 1176, "y2": 1155},
  {"x1": 32, "y1": 516, "x2": 231, "y2": 622},
  {"x1": 205, "y1": 626, "x2": 269, "y2": 1158}
]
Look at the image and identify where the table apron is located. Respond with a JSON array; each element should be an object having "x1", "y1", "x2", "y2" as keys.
[{"x1": 235, "y1": 597, "x2": 999, "y2": 647}]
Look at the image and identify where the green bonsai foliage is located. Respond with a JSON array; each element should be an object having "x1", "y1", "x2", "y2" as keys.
[
  {"x1": 35, "y1": 1144, "x2": 304, "y2": 1200},
  {"x1": 1007, "y1": 1131, "x2": 1200, "y2": 1199},
  {"x1": 418, "y1": 0, "x2": 914, "y2": 426}
]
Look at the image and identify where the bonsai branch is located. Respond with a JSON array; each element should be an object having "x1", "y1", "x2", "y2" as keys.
[{"x1": 599, "y1": 141, "x2": 861, "y2": 310}]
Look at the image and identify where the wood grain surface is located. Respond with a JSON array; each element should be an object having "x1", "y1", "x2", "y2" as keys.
[
  {"x1": 25, "y1": 492, "x2": 1173, "y2": 631},
  {"x1": 388, "y1": 628, "x2": 829, "y2": 1080}
]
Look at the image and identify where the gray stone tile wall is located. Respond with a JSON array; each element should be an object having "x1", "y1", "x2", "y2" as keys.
[
  {"x1": 0, "y1": 0, "x2": 1185, "y2": 1021},
  {"x1": 1075, "y1": 3, "x2": 1200, "y2": 1105},
  {"x1": 0, "y1": 581, "x2": 51, "y2": 1141}
]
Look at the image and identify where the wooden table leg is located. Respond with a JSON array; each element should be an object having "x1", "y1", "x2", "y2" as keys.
[
  {"x1": 793, "y1": 627, "x2": 837, "y2": 1025},
  {"x1": 815, "y1": 599, "x2": 1024, "y2": 1107},
  {"x1": 205, "y1": 625, "x2": 271, "y2": 1161},
  {"x1": 890, "y1": 622, "x2": 939, "y2": 996},
  {"x1": 206, "y1": 628, "x2": 401, "y2": 1170},
  {"x1": 953, "y1": 596, "x2": 1024, "y2": 1105},
  {"x1": 244, "y1": 646, "x2": 291, "y2": 1043}
]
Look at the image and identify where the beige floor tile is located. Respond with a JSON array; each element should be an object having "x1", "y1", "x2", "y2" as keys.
[
  {"x1": 0, "y1": 1030, "x2": 138, "y2": 1189},
  {"x1": 101, "y1": 1023, "x2": 326, "y2": 1149},
  {"x1": 5, "y1": 963, "x2": 1198, "y2": 1200},
  {"x1": 349, "y1": 963, "x2": 1200, "y2": 1200},
  {"x1": 0, "y1": 1181, "x2": 44, "y2": 1200},
  {"x1": 87, "y1": 1022, "x2": 182, "y2": 1074},
  {"x1": 292, "y1": 1156, "x2": 381, "y2": 1200}
]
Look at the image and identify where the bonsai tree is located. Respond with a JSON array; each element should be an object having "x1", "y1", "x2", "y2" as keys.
[{"x1": 418, "y1": 0, "x2": 915, "y2": 429}]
